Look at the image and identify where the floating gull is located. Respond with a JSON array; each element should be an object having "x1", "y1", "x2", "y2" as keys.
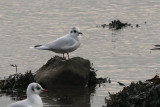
[
  {"x1": 7, "y1": 83, "x2": 48, "y2": 107},
  {"x1": 30, "y1": 27, "x2": 83, "y2": 59}
]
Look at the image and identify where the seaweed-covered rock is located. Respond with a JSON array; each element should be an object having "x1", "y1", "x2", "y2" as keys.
[
  {"x1": 105, "y1": 75, "x2": 160, "y2": 107},
  {"x1": 0, "y1": 71, "x2": 35, "y2": 91},
  {"x1": 108, "y1": 20, "x2": 131, "y2": 30},
  {"x1": 35, "y1": 56, "x2": 98, "y2": 88},
  {"x1": 98, "y1": 20, "x2": 132, "y2": 30},
  {"x1": 0, "y1": 56, "x2": 109, "y2": 91}
]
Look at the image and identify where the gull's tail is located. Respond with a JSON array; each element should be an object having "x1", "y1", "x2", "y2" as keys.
[{"x1": 30, "y1": 45, "x2": 49, "y2": 50}]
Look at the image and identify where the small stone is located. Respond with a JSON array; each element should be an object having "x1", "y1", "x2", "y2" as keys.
[{"x1": 136, "y1": 24, "x2": 140, "y2": 28}]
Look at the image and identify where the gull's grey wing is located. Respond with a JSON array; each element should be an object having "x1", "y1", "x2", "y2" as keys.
[
  {"x1": 60, "y1": 40, "x2": 80, "y2": 52},
  {"x1": 45, "y1": 35, "x2": 77, "y2": 50}
]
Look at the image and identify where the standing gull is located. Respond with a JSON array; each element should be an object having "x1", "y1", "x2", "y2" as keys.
[
  {"x1": 7, "y1": 82, "x2": 48, "y2": 107},
  {"x1": 31, "y1": 27, "x2": 83, "y2": 59}
]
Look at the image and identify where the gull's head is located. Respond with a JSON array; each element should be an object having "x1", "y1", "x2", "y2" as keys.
[
  {"x1": 27, "y1": 82, "x2": 48, "y2": 96},
  {"x1": 70, "y1": 27, "x2": 83, "y2": 36}
]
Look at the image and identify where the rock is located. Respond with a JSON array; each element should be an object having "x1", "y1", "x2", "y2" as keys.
[
  {"x1": 35, "y1": 56, "x2": 92, "y2": 88},
  {"x1": 136, "y1": 24, "x2": 140, "y2": 28},
  {"x1": 104, "y1": 75, "x2": 160, "y2": 107},
  {"x1": 97, "y1": 20, "x2": 132, "y2": 30},
  {"x1": 117, "y1": 81, "x2": 125, "y2": 86},
  {"x1": 0, "y1": 56, "x2": 109, "y2": 92},
  {"x1": 146, "y1": 75, "x2": 160, "y2": 84},
  {"x1": 108, "y1": 20, "x2": 131, "y2": 30},
  {"x1": 0, "y1": 71, "x2": 35, "y2": 91}
]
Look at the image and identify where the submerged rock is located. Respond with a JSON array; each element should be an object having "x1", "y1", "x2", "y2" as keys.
[
  {"x1": 108, "y1": 20, "x2": 131, "y2": 30},
  {"x1": 105, "y1": 75, "x2": 160, "y2": 107},
  {"x1": 35, "y1": 56, "x2": 98, "y2": 88},
  {"x1": 98, "y1": 20, "x2": 132, "y2": 30},
  {"x1": 151, "y1": 45, "x2": 160, "y2": 50}
]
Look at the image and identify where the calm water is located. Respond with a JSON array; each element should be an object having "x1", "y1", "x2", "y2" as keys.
[{"x1": 1, "y1": 0, "x2": 160, "y2": 106}]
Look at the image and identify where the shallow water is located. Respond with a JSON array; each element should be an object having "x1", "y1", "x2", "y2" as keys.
[{"x1": 1, "y1": 0, "x2": 160, "y2": 106}]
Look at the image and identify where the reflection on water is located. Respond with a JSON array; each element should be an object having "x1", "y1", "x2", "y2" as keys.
[
  {"x1": 0, "y1": 90, "x2": 25, "y2": 100},
  {"x1": 1, "y1": 0, "x2": 160, "y2": 106},
  {"x1": 0, "y1": 86, "x2": 96, "y2": 107},
  {"x1": 0, "y1": 90, "x2": 26, "y2": 107},
  {"x1": 42, "y1": 86, "x2": 95, "y2": 107}
]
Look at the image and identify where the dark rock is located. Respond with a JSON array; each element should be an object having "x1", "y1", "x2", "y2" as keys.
[
  {"x1": 109, "y1": 20, "x2": 131, "y2": 30},
  {"x1": 150, "y1": 48, "x2": 160, "y2": 50},
  {"x1": 104, "y1": 75, "x2": 160, "y2": 107},
  {"x1": 98, "y1": 20, "x2": 132, "y2": 30},
  {"x1": 151, "y1": 45, "x2": 160, "y2": 50},
  {"x1": 35, "y1": 56, "x2": 96, "y2": 88},
  {"x1": 154, "y1": 45, "x2": 160, "y2": 47},
  {"x1": 0, "y1": 71, "x2": 35, "y2": 91},
  {"x1": 146, "y1": 75, "x2": 160, "y2": 84},
  {"x1": 136, "y1": 24, "x2": 140, "y2": 28},
  {"x1": 117, "y1": 81, "x2": 125, "y2": 86},
  {"x1": 101, "y1": 24, "x2": 108, "y2": 28},
  {"x1": 1, "y1": 56, "x2": 109, "y2": 92}
]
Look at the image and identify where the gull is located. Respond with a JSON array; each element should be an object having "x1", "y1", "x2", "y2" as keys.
[
  {"x1": 7, "y1": 82, "x2": 48, "y2": 107},
  {"x1": 31, "y1": 27, "x2": 83, "y2": 59}
]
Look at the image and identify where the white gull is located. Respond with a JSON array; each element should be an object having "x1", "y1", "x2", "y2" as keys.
[
  {"x1": 7, "y1": 82, "x2": 48, "y2": 107},
  {"x1": 30, "y1": 27, "x2": 83, "y2": 59}
]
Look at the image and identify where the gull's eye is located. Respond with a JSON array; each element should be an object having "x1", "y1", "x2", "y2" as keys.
[
  {"x1": 36, "y1": 86, "x2": 40, "y2": 90},
  {"x1": 73, "y1": 30, "x2": 77, "y2": 33},
  {"x1": 32, "y1": 86, "x2": 34, "y2": 92}
]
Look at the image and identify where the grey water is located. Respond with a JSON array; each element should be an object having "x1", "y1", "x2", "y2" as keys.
[{"x1": 0, "y1": 0, "x2": 160, "y2": 106}]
